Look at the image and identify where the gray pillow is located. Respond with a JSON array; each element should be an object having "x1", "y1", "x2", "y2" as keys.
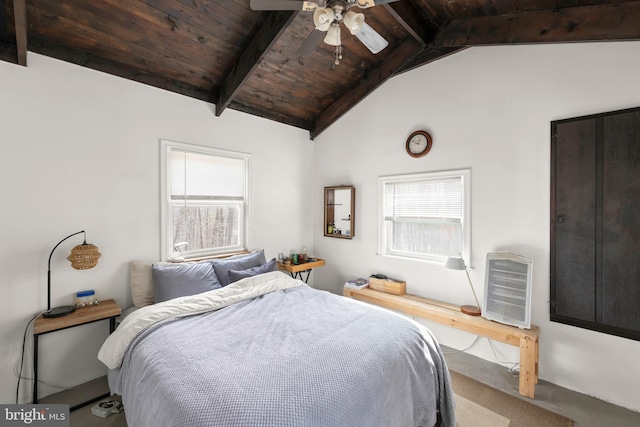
[
  {"x1": 211, "y1": 249, "x2": 267, "y2": 287},
  {"x1": 227, "y1": 258, "x2": 278, "y2": 284},
  {"x1": 152, "y1": 262, "x2": 222, "y2": 303}
]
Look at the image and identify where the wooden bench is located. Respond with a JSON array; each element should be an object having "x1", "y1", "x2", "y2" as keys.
[{"x1": 343, "y1": 287, "x2": 539, "y2": 398}]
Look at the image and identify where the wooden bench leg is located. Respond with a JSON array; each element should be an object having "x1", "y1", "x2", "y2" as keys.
[
  {"x1": 533, "y1": 338, "x2": 539, "y2": 385},
  {"x1": 519, "y1": 336, "x2": 538, "y2": 398}
]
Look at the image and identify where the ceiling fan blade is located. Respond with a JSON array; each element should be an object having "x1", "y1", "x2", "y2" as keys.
[
  {"x1": 297, "y1": 29, "x2": 326, "y2": 57},
  {"x1": 355, "y1": 22, "x2": 388, "y2": 54},
  {"x1": 356, "y1": 0, "x2": 400, "y2": 9},
  {"x1": 250, "y1": 0, "x2": 318, "y2": 11}
]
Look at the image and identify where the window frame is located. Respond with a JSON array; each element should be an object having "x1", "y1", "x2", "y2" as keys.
[
  {"x1": 160, "y1": 139, "x2": 251, "y2": 261},
  {"x1": 377, "y1": 168, "x2": 471, "y2": 265}
]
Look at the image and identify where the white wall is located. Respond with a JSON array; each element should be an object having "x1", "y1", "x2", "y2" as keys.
[
  {"x1": 312, "y1": 42, "x2": 640, "y2": 412},
  {"x1": 0, "y1": 53, "x2": 312, "y2": 404},
  {"x1": 3, "y1": 42, "x2": 640, "y2": 413}
]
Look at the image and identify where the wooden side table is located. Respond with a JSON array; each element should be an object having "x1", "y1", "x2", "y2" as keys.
[
  {"x1": 33, "y1": 299, "x2": 121, "y2": 410},
  {"x1": 277, "y1": 258, "x2": 325, "y2": 283}
]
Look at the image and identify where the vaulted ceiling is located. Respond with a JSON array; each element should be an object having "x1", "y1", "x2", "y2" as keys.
[{"x1": 2, "y1": 0, "x2": 639, "y2": 139}]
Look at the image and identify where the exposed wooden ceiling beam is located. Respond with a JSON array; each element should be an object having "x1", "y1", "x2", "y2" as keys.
[
  {"x1": 432, "y1": 2, "x2": 640, "y2": 47},
  {"x1": 380, "y1": 2, "x2": 467, "y2": 76},
  {"x1": 215, "y1": 11, "x2": 299, "y2": 117},
  {"x1": 229, "y1": 98, "x2": 313, "y2": 131},
  {"x1": 310, "y1": 37, "x2": 422, "y2": 140},
  {"x1": 383, "y1": 1, "x2": 433, "y2": 47},
  {"x1": 13, "y1": 0, "x2": 27, "y2": 65}
]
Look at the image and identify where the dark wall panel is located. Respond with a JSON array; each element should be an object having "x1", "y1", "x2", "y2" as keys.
[
  {"x1": 601, "y1": 111, "x2": 640, "y2": 330},
  {"x1": 551, "y1": 106, "x2": 640, "y2": 342},
  {"x1": 553, "y1": 119, "x2": 597, "y2": 321}
]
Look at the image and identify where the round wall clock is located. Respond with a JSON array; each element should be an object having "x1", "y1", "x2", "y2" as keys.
[{"x1": 405, "y1": 130, "x2": 433, "y2": 158}]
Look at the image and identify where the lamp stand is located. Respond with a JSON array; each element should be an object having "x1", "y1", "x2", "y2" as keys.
[
  {"x1": 43, "y1": 231, "x2": 85, "y2": 319},
  {"x1": 445, "y1": 254, "x2": 483, "y2": 317},
  {"x1": 461, "y1": 262, "x2": 482, "y2": 316}
]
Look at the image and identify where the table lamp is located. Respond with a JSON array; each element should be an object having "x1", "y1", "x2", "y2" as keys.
[
  {"x1": 44, "y1": 230, "x2": 101, "y2": 318},
  {"x1": 445, "y1": 254, "x2": 481, "y2": 316}
]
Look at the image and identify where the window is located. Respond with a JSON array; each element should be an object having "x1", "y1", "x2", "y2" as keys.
[
  {"x1": 160, "y1": 140, "x2": 250, "y2": 260},
  {"x1": 378, "y1": 169, "x2": 470, "y2": 264}
]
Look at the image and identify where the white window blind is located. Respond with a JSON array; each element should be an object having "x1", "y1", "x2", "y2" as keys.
[
  {"x1": 170, "y1": 150, "x2": 246, "y2": 200},
  {"x1": 384, "y1": 177, "x2": 462, "y2": 222}
]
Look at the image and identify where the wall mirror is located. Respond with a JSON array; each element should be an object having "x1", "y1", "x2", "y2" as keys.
[{"x1": 324, "y1": 185, "x2": 355, "y2": 239}]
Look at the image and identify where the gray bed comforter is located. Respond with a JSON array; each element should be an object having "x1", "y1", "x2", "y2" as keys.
[{"x1": 101, "y1": 271, "x2": 455, "y2": 427}]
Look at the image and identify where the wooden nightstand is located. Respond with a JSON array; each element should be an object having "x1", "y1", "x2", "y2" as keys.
[
  {"x1": 33, "y1": 299, "x2": 121, "y2": 410},
  {"x1": 277, "y1": 258, "x2": 325, "y2": 283}
]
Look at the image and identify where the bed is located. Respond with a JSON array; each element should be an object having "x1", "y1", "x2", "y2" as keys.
[{"x1": 98, "y1": 251, "x2": 456, "y2": 427}]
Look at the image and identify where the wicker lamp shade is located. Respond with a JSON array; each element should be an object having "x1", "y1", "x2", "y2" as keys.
[{"x1": 67, "y1": 243, "x2": 101, "y2": 270}]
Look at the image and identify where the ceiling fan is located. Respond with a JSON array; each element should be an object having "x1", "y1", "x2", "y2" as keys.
[{"x1": 250, "y1": 0, "x2": 398, "y2": 64}]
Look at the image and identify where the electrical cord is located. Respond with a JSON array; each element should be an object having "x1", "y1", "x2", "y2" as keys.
[
  {"x1": 404, "y1": 316, "x2": 521, "y2": 378},
  {"x1": 441, "y1": 335, "x2": 520, "y2": 377},
  {"x1": 16, "y1": 311, "x2": 46, "y2": 404},
  {"x1": 441, "y1": 335, "x2": 482, "y2": 354},
  {"x1": 487, "y1": 338, "x2": 520, "y2": 376},
  {"x1": 412, "y1": 314, "x2": 483, "y2": 355}
]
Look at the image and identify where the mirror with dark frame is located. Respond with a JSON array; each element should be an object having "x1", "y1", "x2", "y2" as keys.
[{"x1": 324, "y1": 186, "x2": 355, "y2": 239}]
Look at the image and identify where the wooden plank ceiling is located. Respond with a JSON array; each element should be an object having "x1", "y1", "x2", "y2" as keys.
[{"x1": 1, "y1": 0, "x2": 639, "y2": 139}]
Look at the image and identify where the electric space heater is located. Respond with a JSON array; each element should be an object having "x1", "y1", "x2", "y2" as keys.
[{"x1": 482, "y1": 252, "x2": 533, "y2": 329}]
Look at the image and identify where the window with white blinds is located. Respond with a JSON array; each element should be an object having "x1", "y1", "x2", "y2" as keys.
[
  {"x1": 160, "y1": 140, "x2": 250, "y2": 260},
  {"x1": 378, "y1": 169, "x2": 470, "y2": 263},
  {"x1": 170, "y1": 151, "x2": 245, "y2": 201}
]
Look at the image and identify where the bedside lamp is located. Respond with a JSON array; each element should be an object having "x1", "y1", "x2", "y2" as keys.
[
  {"x1": 44, "y1": 230, "x2": 101, "y2": 318},
  {"x1": 445, "y1": 254, "x2": 482, "y2": 316}
]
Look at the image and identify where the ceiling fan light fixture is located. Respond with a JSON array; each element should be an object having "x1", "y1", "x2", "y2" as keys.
[
  {"x1": 343, "y1": 11, "x2": 364, "y2": 35},
  {"x1": 324, "y1": 23, "x2": 342, "y2": 46},
  {"x1": 313, "y1": 8, "x2": 334, "y2": 31}
]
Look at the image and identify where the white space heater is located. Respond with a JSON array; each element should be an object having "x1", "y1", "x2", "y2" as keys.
[{"x1": 482, "y1": 252, "x2": 533, "y2": 329}]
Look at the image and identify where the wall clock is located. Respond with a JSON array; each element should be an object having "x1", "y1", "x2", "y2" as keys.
[{"x1": 405, "y1": 130, "x2": 433, "y2": 158}]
